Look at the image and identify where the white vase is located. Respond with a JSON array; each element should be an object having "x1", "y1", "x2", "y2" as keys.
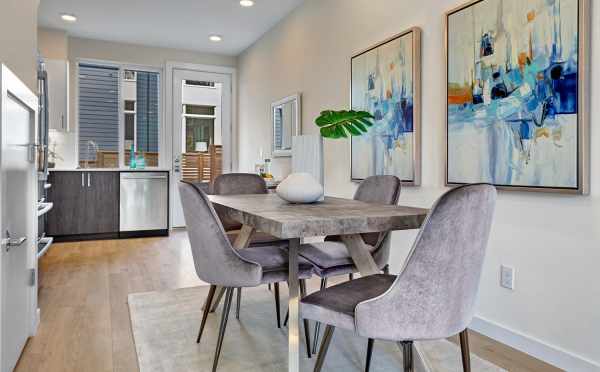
[{"x1": 276, "y1": 172, "x2": 324, "y2": 204}]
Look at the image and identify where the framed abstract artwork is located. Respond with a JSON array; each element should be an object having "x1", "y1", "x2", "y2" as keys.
[
  {"x1": 351, "y1": 28, "x2": 421, "y2": 185},
  {"x1": 445, "y1": 0, "x2": 590, "y2": 194}
]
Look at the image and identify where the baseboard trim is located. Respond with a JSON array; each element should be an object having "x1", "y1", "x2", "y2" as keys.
[{"x1": 470, "y1": 316, "x2": 600, "y2": 372}]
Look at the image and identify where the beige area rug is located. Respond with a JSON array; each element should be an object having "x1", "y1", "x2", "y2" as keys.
[{"x1": 129, "y1": 284, "x2": 507, "y2": 372}]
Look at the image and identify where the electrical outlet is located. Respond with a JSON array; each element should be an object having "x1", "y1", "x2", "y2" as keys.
[{"x1": 500, "y1": 265, "x2": 515, "y2": 290}]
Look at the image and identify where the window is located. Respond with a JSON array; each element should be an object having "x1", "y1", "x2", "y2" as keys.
[
  {"x1": 183, "y1": 104, "x2": 215, "y2": 152},
  {"x1": 124, "y1": 100, "x2": 136, "y2": 151},
  {"x1": 78, "y1": 63, "x2": 160, "y2": 168},
  {"x1": 78, "y1": 64, "x2": 120, "y2": 168},
  {"x1": 184, "y1": 80, "x2": 215, "y2": 87}
]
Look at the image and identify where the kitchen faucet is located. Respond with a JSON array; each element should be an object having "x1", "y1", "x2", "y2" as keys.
[{"x1": 84, "y1": 140, "x2": 99, "y2": 168}]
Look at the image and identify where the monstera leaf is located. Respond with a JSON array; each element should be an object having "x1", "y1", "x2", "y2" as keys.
[{"x1": 314, "y1": 110, "x2": 375, "y2": 139}]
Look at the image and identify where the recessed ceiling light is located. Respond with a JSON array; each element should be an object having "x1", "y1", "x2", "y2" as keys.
[
  {"x1": 60, "y1": 13, "x2": 77, "y2": 22},
  {"x1": 240, "y1": 0, "x2": 254, "y2": 7},
  {"x1": 209, "y1": 34, "x2": 223, "y2": 42}
]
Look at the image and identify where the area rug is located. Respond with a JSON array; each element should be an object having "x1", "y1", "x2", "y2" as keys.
[{"x1": 129, "y1": 284, "x2": 506, "y2": 372}]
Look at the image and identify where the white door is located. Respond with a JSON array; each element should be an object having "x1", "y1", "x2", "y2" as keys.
[
  {"x1": 0, "y1": 65, "x2": 38, "y2": 372},
  {"x1": 171, "y1": 69, "x2": 232, "y2": 227}
]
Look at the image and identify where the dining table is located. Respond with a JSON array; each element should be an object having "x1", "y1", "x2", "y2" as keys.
[{"x1": 208, "y1": 193, "x2": 429, "y2": 372}]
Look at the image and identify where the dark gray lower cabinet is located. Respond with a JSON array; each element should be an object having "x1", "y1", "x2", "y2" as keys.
[{"x1": 47, "y1": 171, "x2": 119, "y2": 237}]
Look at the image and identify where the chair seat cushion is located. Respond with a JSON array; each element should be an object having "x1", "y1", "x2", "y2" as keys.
[
  {"x1": 301, "y1": 274, "x2": 396, "y2": 330},
  {"x1": 297, "y1": 241, "x2": 376, "y2": 269},
  {"x1": 238, "y1": 246, "x2": 314, "y2": 273},
  {"x1": 226, "y1": 230, "x2": 286, "y2": 247}
]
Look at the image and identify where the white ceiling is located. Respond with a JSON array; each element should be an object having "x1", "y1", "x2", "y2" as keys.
[{"x1": 38, "y1": 0, "x2": 304, "y2": 56}]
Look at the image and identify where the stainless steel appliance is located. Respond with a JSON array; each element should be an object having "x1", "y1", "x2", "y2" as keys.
[
  {"x1": 119, "y1": 172, "x2": 169, "y2": 233},
  {"x1": 37, "y1": 58, "x2": 53, "y2": 259}
]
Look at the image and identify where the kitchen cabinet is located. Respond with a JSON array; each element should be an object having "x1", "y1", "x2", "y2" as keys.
[
  {"x1": 47, "y1": 171, "x2": 119, "y2": 237},
  {"x1": 44, "y1": 59, "x2": 69, "y2": 131},
  {"x1": 46, "y1": 172, "x2": 86, "y2": 235},
  {"x1": 82, "y1": 172, "x2": 119, "y2": 234}
]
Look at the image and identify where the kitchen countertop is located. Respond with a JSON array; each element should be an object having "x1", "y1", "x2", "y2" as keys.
[{"x1": 49, "y1": 168, "x2": 171, "y2": 172}]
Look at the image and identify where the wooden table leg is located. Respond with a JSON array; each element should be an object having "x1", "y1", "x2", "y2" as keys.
[
  {"x1": 340, "y1": 234, "x2": 380, "y2": 276},
  {"x1": 287, "y1": 238, "x2": 301, "y2": 372},
  {"x1": 206, "y1": 224, "x2": 255, "y2": 312}
]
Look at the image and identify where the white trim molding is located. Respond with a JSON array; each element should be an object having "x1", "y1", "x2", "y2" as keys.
[
  {"x1": 165, "y1": 61, "x2": 238, "y2": 173},
  {"x1": 471, "y1": 316, "x2": 600, "y2": 372}
]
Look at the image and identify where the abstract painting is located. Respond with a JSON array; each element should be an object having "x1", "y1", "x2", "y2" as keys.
[
  {"x1": 351, "y1": 28, "x2": 421, "y2": 185},
  {"x1": 446, "y1": 0, "x2": 589, "y2": 193}
]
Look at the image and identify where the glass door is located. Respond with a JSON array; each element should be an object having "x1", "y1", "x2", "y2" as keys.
[{"x1": 171, "y1": 69, "x2": 232, "y2": 227}]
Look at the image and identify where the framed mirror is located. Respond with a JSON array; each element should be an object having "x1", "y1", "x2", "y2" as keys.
[{"x1": 271, "y1": 93, "x2": 301, "y2": 157}]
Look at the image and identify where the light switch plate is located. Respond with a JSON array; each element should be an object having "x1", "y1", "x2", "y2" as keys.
[{"x1": 500, "y1": 265, "x2": 515, "y2": 290}]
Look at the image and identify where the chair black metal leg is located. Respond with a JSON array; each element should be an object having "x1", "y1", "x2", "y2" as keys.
[
  {"x1": 274, "y1": 282, "x2": 281, "y2": 328},
  {"x1": 299, "y1": 279, "x2": 312, "y2": 358},
  {"x1": 365, "y1": 338, "x2": 374, "y2": 372},
  {"x1": 349, "y1": 273, "x2": 354, "y2": 281},
  {"x1": 314, "y1": 325, "x2": 335, "y2": 372},
  {"x1": 212, "y1": 288, "x2": 234, "y2": 372},
  {"x1": 398, "y1": 341, "x2": 413, "y2": 372},
  {"x1": 283, "y1": 309, "x2": 289, "y2": 327},
  {"x1": 235, "y1": 288, "x2": 242, "y2": 320},
  {"x1": 268, "y1": 283, "x2": 271, "y2": 291},
  {"x1": 197, "y1": 285, "x2": 217, "y2": 344},
  {"x1": 209, "y1": 287, "x2": 226, "y2": 313},
  {"x1": 312, "y1": 278, "x2": 328, "y2": 354},
  {"x1": 459, "y1": 329, "x2": 471, "y2": 372}
]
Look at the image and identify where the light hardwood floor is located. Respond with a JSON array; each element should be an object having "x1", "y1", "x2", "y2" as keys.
[{"x1": 16, "y1": 231, "x2": 562, "y2": 372}]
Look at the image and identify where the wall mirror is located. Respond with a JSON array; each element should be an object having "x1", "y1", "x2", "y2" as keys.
[{"x1": 271, "y1": 93, "x2": 301, "y2": 157}]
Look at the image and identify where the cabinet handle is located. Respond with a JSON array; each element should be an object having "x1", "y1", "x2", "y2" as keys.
[
  {"x1": 61, "y1": 115, "x2": 65, "y2": 130},
  {"x1": 81, "y1": 173, "x2": 85, "y2": 187},
  {"x1": 88, "y1": 173, "x2": 91, "y2": 187}
]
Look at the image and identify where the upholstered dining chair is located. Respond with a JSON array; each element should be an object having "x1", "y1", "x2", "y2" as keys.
[
  {"x1": 179, "y1": 181, "x2": 314, "y2": 371},
  {"x1": 296, "y1": 175, "x2": 401, "y2": 352},
  {"x1": 209, "y1": 173, "x2": 289, "y2": 324},
  {"x1": 213, "y1": 173, "x2": 283, "y2": 247},
  {"x1": 301, "y1": 183, "x2": 497, "y2": 372}
]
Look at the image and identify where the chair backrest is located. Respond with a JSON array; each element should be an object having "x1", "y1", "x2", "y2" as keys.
[
  {"x1": 354, "y1": 175, "x2": 401, "y2": 248},
  {"x1": 212, "y1": 173, "x2": 268, "y2": 231},
  {"x1": 355, "y1": 184, "x2": 497, "y2": 341},
  {"x1": 178, "y1": 181, "x2": 262, "y2": 287}
]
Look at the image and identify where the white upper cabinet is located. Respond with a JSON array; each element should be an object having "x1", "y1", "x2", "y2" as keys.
[{"x1": 45, "y1": 59, "x2": 69, "y2": 131}]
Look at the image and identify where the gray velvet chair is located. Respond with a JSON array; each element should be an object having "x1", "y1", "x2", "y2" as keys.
[
  {"x1": 301, "y1": 184, "x2": 497, "y2": 372},
  {"x1": 296, "y1": 175, "x2": 401, "y2": 352},
  {"x1": 178, "y1": 181, "x2": 314, "y2": 371},
  {"x1": 210, "y1": 173, "x2": 290, "y2": 326},
  {"x1": 213, "y1": 173, "x2": 283, "y2": 247}
]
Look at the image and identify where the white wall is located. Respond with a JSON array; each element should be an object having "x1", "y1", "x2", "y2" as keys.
[
  {"x1": 0, "y1": 0, "x2": 39, "y2": 91},
  {"x1": 237, "y1": 0, "x2": 600, "y2": 370}
]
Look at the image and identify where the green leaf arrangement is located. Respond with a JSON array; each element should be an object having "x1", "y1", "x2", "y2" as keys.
[{"x1": 314, "y1": 110, "x2": 375, "y2": 139}]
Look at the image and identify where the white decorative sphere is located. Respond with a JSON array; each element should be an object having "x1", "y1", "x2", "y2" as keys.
[{"x1": 276, "y1": 173, "x2": 324, "y2": 204}]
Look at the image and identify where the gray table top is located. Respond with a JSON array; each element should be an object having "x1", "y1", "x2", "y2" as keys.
[{"x1": 208, "y1": 194, "x2": 428, "y2": 239}]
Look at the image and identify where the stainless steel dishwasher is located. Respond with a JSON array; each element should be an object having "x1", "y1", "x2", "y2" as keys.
[{"x1": 120, "y1": 172, "x2": 169, "y2": 233}]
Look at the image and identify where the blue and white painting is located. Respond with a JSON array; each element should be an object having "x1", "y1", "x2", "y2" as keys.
[
  {"x1": 351, "y1": 31, "x2": 418, "y2": 182},
  {"x1": 447, "y1": 0, "x2": 581, "y2": 190}
]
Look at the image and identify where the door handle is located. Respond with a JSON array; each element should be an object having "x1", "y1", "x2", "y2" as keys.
[
  {"x1": 82, "y1": 173, "x2": 85, "y2": 187},
  {"x1": 2, "y1": 231, "x2": 27, "y2": 252},
  {"x1": 88, "y1": 173, "x2": 91, "y2": 187}
]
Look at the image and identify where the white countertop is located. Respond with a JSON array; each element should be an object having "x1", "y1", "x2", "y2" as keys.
[{"x1": 49, "y1": 168, "x2": 171, "y2": 172}]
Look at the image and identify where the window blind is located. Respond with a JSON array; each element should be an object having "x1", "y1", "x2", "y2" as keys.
[{"x1": 78, "y1": 64, "x2": 119, "y2": 161}]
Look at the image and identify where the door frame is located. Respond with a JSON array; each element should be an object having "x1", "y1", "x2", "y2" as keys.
[
  {"x1": 0, "y1": 64, "x2": 40, "y2": 369},
  {"x1": 164, "y1": 62, "x2": 237, "y2": 228}
]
